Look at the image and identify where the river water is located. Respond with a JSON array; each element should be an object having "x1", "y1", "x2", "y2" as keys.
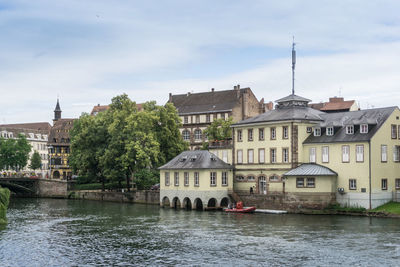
[{"x1": 0, "y1": 198, "x2": 399, "y2": 266}]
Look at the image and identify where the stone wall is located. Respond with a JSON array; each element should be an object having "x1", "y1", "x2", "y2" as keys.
[
  {"x1": 239, "y1": 192, "x2": 336, "y2": 211},
  {"x1": 73, "y1": 190, "x2": 159, "y2": 205},
  {"x1": 36, "y1": 179, "x2": 68, "y2": 198}
]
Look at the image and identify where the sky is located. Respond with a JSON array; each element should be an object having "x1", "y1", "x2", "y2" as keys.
[{"x1": 1, "y1": 0, "x2": 400, "y2": 124}]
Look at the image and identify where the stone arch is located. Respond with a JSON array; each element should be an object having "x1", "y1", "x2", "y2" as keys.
[
  {"x1": 182, "y1": 197, "x2": 192, "y2": 210},
  {"x1": 207, "y1": 198, "x2": 217, "y2": 208},
  {"x1": 220, "y1": 197, "x2": 229, "y2": 208},
  {"x1": 162, "y1": 196, "x2": 170, "y2": 208},
  {"x1": 53, "y1": 171, "x2": 60, "y2": 179},
  {"x1": 172, "y1": 197, "x2": 181, "y2": 209},
  {"x1": 194, "y1": 198, "x2": 203, "y2": 211}
]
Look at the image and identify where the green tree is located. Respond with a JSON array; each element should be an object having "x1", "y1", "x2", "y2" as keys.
[
  {"x1": 0, "y1": 134, "x2": 31, "y2": 171},
  {"x1": 29, "y1": 151, "x2": 42, "y2": 171},
  {"x1": 204, "y1": 117, "x2": 233, "y2": 141}
]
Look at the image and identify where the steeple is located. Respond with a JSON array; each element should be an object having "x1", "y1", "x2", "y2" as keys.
[{"x1": 54, "y1": 99, "x2": 62, "y2": 121}]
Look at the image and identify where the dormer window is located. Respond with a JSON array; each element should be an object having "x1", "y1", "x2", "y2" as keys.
[
  {"x1": 360, "y1": 124, "x2": 368, "y2": 134},
  {"x1": 314, "y1": 128, "x2": 321, "y2": 136},
  {"x1": 326, "y1": 127, "x2": 334, "y2": 136},
  {"x1": 346, "y1": 125, "x2": 354, "y2": 135}
]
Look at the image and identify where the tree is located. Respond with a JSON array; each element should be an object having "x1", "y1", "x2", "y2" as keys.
[
  {"x1": 204, "y1": 117, "x2": 233, "y2": 141},
  {"x1": 29, "y1": 151, "x2": 42, "y2": 171},
  {"x1": 0, "y1": 134, "x2": 31, "y2": 171}
]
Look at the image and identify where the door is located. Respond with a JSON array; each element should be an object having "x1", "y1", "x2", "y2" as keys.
[{"x1": 259, "y1": 176, "x2": 267, "y2": 195}]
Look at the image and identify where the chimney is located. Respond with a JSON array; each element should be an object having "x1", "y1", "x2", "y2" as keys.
[
  {"x1": 169, "y1": 93, "x2": 172, "y2": 102},
  {"x1": 211, "y1": 88, "x2": 215, "y2": 92},
  {"x1": 266, "y1": 101, "x2": 274, "y2": 110},
  {"x1": 329, "y1": 97, "x2": 344, "y2": 103},
  {"x1": 97, "y1": 104, "x2": 100, "y2": 106},
  {"x1": 237, "y1": 84, "x2": 240, "y2": 90}
]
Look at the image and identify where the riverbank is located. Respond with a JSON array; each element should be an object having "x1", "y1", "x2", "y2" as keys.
[
  {"x1": 0, "y1": 186, "x2": 10, "y2": 224},
  {"x1": 69, "y1": 190, "x2": 159, "y2": 205}
]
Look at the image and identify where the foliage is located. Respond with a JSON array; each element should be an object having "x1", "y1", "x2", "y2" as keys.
[
  {"x1": 324, "y1": 203, "x2": 366, "y2": 213},
  {"x1": 70, "y1": 94, "x2": 186, "y2": 191},
  {"x1": 134, "y1": 169, "x2": 159, "y2": 190},
  {"x1": 0, "y1": 134, "x2": 31, "y2": 171},
  {"x1": 29, "y1": 151, "x2": 42, "y2": 170},
  {"x1": 0, "y1": 186, "x2": 10, "y2": 224},
  {"x1": 73, "y1": 181, "x2": 130, "y2": 191},
  {"x1": 371, "y1": 201, "x2": 400, "y2": 215},
  {"x1": 204, "y1": 117, "x2": 233, "y2": 141}
]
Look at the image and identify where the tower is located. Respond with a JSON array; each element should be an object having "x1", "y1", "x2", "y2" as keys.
[{"x1": 54, "y1": 99, "x2": 62, "y2": 121}]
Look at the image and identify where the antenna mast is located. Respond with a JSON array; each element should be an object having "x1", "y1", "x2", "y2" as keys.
[{"x1": 292, "y1": 37, "x2": 296, "y2": 95}]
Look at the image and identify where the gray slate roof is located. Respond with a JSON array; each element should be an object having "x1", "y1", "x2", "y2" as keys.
[
  {"x1": 169, "y1": 88, "x2": 249, "y2": 115},
  {"x1": 233, "y1": 106, "x2": 324, "y2": 126},
  {"x1": 284, "y1": 163, "x2": 337, "y2": 176},
  {"x1": 276, "y1": 94, "x2": 311, "y2": 103},
  {"x1": 304, "y1": 106, "x2": 396, "y2": 144},
  {"x1": 159, "y1": 150, "x2": 233, "y2": 170}
]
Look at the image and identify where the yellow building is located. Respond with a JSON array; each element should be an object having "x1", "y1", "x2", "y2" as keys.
[
  {"x1": 159, "y1": 150, "x2": 233, "y2": 210},
  {"x1": 231, "y1": 94, "x2": 400, "y2": 209}
]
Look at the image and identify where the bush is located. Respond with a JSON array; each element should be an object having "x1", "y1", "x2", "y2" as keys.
[
  {"x1": 76, "y1": 175, "x2": 98, "y2": 185},
  {"x1": 324, "y1": 203, "x2": 366, "y2": 213},
  {"x1": 134, "y1": 169, "x2": 159, "y2": 190},
  {"x1": 0, "y1": 187, "x2": 10, "y2": 224}
]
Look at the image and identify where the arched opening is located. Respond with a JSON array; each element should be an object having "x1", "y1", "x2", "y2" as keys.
[
  {"x1": 220, "y1": 197, "x2": 229, "y2": 208},
  {"x1": 259, "y1": 176, "x2": 267, "y2": 195},
  {"x1": 162, "y1": 196, "x2": 170, "y2": 208},
  {"x1": 194, "y1": 198, "x2": 203, "y2": 211},
  {"x1": 207, "y1": 198, "x2": 217, "y2": 208},
  {"x1": 172, "y1": 197, "x2": 181, "y2": 209},
  {"x1": 183, "y1": 197, "x2": 192, "y2": 210},
  {"x1": 53, "y1": 171, "x2": 60, "y2": 179}
]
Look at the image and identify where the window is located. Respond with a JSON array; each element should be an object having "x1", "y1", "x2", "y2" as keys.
[
  {"x1": 194, "y1": 172, "x2": 199, "y2": 186},
  {"x1": 306, "y1": 127, "x2": 312, "y2": 133},
  {"x1": 182, "y1": 130, "x2": 190, "y2": 141},
  {"x1": 237, "y1": 130, "x2": 242, "y2": 142},
  {"x1": 398, "y1": 125, "x2": 400, "y2": 139},
  {"x1": 307, "y1": 178, "x2": 315, "y2": 188},
  {"x1": 165, "y1": 172, "x2": 170, "y2": 186},
  {"x1": 194, "y1": 129, "x2": 202, "y2": 140},
  {"x1": 270, "y1": 127, "x2": 276, "y2": 140},
  {"x1": 309, "y1": 147, "x2": 316, "y2": 163},
  {"x1": 213, "y1": 113, "x2": 217, "y2": 120},
  {"x1": 322, "y1": 146, "x2": 329, "y2": 163},
  {"x1": 296, "y1": 178, "x2": 304, "y2": 188},
  {"x1": 184, "y1": 116, "x2": 188, "y2": 124},
  {"x1": 222, "y1": 172, "x2": 228, "y2": 186},
  {"x1": 221, "y1": 113, "x2": 225, "y2": 120},
  {"x1": 396, "y1": 178, "x2": 400, "y2": 189},
  {"x1": 314, "y1": 128, "x2": 321, "y2": 136},
  {"x1": 247, "y1": 175, "x2": 255, "y2": 181},
  {"x1": 326, "y1": 127, "x2": 334, "y2": 136},
  {"x1": 346, "y1": 125, "x2": 354, "y2": 135},
  {"x1": 237, "y1": 150, "x2": 243, "y2": 164},
  {"x1": 283, "y1": 126, "x2": 289, "y2": 139},
  {"x1": 270, "y1": 175, "x2": 279, "y2": 182},
  {"x1": 184, "y1": 172, "x2": 189, "y2": 186},
  {"x1": 174, "y1": 172, "x2": 179, "y2": 186},
  {"x1": 206, "y1": 114, "x2": 210, "y2": 123},
  {"x1": 381, "y1": 145, "x2": 387, "y2": 162},
  {"x1": 210, "y1": 172, "x2": 216, "y2": 186},
  {"x1": 196, "y1": 115, "x2": 200, "y2": 124},
  {"x1": 381, "y1": 179, "x2": 388, "y2": 190},
  {"x1": 248, "y1": 149, "x2": 254, "y2": 163},
  {"x1": 236, "y1": 175, "x2": 245, "y2": 181},
  {"x1": 342, "y1": 145, "x2": 350, "y2": 162},
  {"x1": 349, "y1": 179, "x2": 357, "y2": 190},
  {"x1": 391, "y1": 125, "x2": 397, "y2": 139},
  {"x1": 248, "y1": 129, "x2": 253, "y2": 141},
  {"x1": 393, "y1": 146, "x2": 400, "y2": 162},
  {"x1": 270, "y1": 148, "x2": 276, "y2": 163},
  {"x1": 360, "y1": 124, "x2": 368, "y2": 134},
  {"x1": 222, "y1": 150, "x2": 228, "y2": 163},
  {"x1": 356, "y1": 145, "x2": 364, "y2": 162},
  {"x1": 259, "y1": 128, "x2": 264, "y2": 140},
  {"x1": 259, "y1": 149, "x2": 265, "y2": 163},
  {"x1": 282, "y1": 148, "x2": 289, "y2": 163}
]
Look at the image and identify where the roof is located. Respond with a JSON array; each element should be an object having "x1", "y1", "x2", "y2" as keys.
[
  {"x1": 54, "y1": 99, "x2": 61, "y2": 112},
  {"x1": 169, "y1": 88, "x2": 251, "y2": 115},
  {"x1": 320, "y1": 100, "x2": 355, "y2": 111},
  {"x1": 304, "y1": 106, "x2": 396, "y2": 144},
  {"x1": 232, "y1": 106, "x2": 324, "y2": 126},
  {"x1": 276, "y1": 94, "x2": 311, "y2": 103},
  {"x1": 0, "y1": 122, "x2": 51, "y2": 134},
  {"x1": 158, "y1": 150, "x2": 233, "y2": 170},
  {"x1": 90, "y1": 103, "x2": 144, "y2": 115},
  {"x1": 48, "y1": 118, "x2": 76, "y2": 145},
  {"x1": 284, "y1": 163, "x2": 337, "y2": 176}
]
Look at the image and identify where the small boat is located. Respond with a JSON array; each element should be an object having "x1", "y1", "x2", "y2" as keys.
[{"x1": 224, "y1": 201, "x2": 256, "y2": 213}]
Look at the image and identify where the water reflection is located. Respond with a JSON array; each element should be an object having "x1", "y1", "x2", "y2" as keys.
[{"x1": 0, "y1": 198, "x2": 399, "y2": 266}]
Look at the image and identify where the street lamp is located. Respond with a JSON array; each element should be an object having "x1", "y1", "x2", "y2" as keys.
[{"x1": 48, "y1": 145, "x2": 53, "y2": 179}]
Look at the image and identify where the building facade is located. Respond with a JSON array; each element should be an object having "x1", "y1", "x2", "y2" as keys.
[
  {"x1": 47, "y1": 100, "x2": 75, "y2": 180},
  {"x1": 168, "y1": 85, "x2": 271, "y2": 150}
]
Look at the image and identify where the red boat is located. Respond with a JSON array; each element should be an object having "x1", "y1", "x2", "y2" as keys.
[{"x1": 224, "y1": 202, "x2": 256, "y2": 213}]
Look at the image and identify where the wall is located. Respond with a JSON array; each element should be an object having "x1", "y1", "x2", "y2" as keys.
[
  {"x1": 73, "y1": 190, "x2": 159, "y2": 205},
  {"x1": 37, "y1": 179, "x2": 68, "y2": 198}
]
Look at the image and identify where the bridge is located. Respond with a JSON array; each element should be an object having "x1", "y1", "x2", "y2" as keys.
[{"x1": 0, "y1": 177, "x2": 38, "y2": 195}]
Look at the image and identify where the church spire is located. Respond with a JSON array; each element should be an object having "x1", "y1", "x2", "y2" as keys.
[{"x1": 54, "y1": 98, "x2": 62, "y2": 121}]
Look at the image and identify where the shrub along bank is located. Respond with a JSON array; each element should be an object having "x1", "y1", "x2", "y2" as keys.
[{"x1": 0, "y1": 186, "x2": 10, "y2": 224}]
